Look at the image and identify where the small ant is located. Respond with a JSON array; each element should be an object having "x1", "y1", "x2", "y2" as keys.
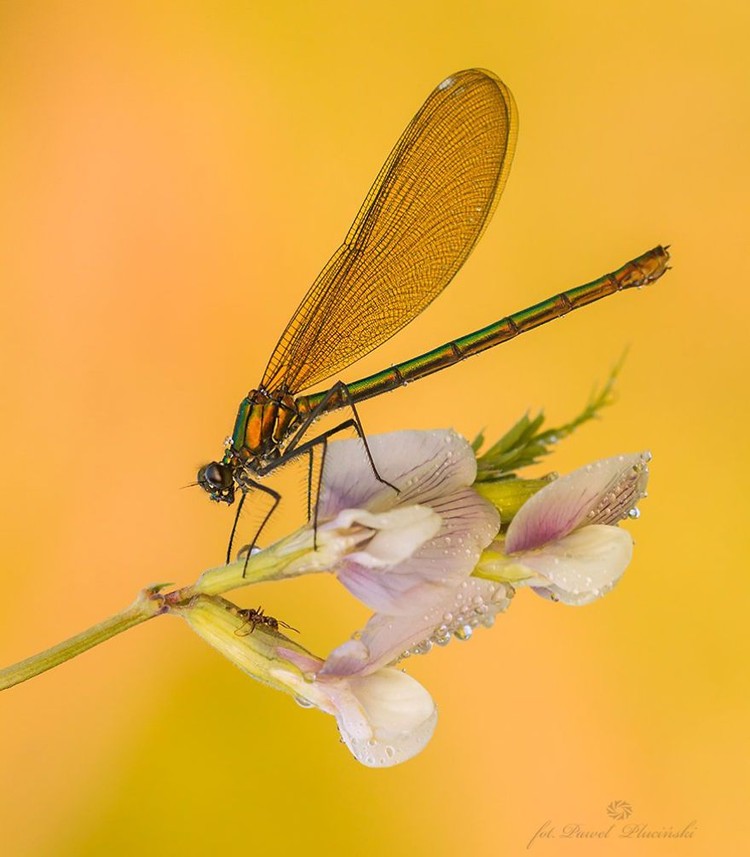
[{"x1": 235, "y1": 606, "x2": 299, "y2": 637}]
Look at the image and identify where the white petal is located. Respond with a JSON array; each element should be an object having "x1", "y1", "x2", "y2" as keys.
[
  {"x1": 506, "y1": 453, "x2": 650, "y2": 553},
  {"x1": 514, "y1": 524, "x2": 633, "y2": 603},
  {"x1": 319, "y1": 639, "x2": 372, "y2": 675},
  {"x1": 272, "y1": 665, "x2": 437, "y2": 767},
  {"x1": 332, "y1": 506, "x2": 442, "y2": 568},
  {"x1": 339, "y1": 669, "x2": 437, "y2": 767}
]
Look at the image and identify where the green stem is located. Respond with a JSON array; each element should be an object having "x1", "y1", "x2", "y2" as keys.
[{"x1": 0, "y1": 586, "x2": 167, "y2": 691}]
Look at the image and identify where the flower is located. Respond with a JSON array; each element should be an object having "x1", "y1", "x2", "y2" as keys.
[
  {"x1": 476, "y1": 453, "x2": 650, "y2": 604},
  {"x1": 272, "y1": 647, "x2": 437, "y2": 768},
  {"x1": 314, "y1": 429, "x2": 500, "y2": 614},
  {"x1": 196, "y1": 430, "x2": 499, "y2": 606},
  {"x1": 185, "y1": 429, "x2": 498, "y2": 765},
  {"x1": 177, "y1": 594, "x2": 437, "y2": 768},
  {"x1": 311, "y1": 429, "x2": 503, "y2": 677},
  {"x1": 186, "y1": 434, "x2": 651, "y2": 766}
]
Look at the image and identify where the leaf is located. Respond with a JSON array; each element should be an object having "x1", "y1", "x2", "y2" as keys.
[{"x1": 474, "y1": 354, "x2": 626, "y2": 482}]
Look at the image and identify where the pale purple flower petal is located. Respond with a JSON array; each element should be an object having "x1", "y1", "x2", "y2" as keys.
[
  {"x1": 316, "y1": 431, "x2": 499, "y2": 614},
  {"x1": 505, "y1": 452, "x2": 650, "y2": 553},
  {"x1": 507, "y1": 524, "x2": 633, "y2": 604},
  {"x1": 322, "y1": 577, "x2": 513, "y2": 677},
  {"x1": 335, "y1": 486, "x2": 498, "y2": 614},
  {"x1": 318, "y1": 429, "x2": 481, "y2": 518}
]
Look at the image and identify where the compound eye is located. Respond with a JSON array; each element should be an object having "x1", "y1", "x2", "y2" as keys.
[{"x1": 200, "y1": 462, "x2": 232, "y2": 491}]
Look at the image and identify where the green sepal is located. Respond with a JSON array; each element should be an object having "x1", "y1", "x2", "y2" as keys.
[
  {"x1": 472, "y1": 547, "x2": 536, "y2": 584},
  {"x1": 474, "y1": 477, "x2": 553, "y2": 526}
]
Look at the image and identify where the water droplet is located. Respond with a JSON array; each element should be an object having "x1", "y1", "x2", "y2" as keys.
[
  {"x1": 294, "y1": 696, "x2": 314, "y2": 709},
  {"x1": 454, "y1": 625, "x2": 473, "y2": 641},
  {"x1": 628, "y1": 507, "x2": 641, "y2": 519},
  {"x1": 385, "y1": 745, "x2": 395, "y2": 759}
]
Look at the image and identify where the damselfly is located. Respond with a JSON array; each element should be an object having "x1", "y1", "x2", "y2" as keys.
[{"x1": 197, "y1": 69, "x2": 669, "y2": 562}]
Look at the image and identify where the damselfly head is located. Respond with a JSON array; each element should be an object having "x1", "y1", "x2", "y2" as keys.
[{"x1": 197, "y1": 461, "x2": 235, "y2": 504}]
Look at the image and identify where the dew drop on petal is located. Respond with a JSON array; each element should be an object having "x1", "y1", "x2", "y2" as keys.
[{"x1": 491, "y1": 585, "x2": 507, "y2": 603}]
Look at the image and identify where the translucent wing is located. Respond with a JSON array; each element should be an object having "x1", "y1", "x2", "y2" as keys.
[{"x1": 261, "y1": 68, "x2": 517, "y2": 393}]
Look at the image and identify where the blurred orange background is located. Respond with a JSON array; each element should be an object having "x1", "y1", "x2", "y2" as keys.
[{"x1": 1, "y1": 2, "x2": 747, "y2": 854}]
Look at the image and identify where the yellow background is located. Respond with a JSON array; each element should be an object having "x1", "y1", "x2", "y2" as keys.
[{"x1": 1, "y1": 2, "x2": 747, "y2": 854}]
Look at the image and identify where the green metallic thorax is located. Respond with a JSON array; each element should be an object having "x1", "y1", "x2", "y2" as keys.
[{"x1": 224, "y1": 389, "x2": 301, "y2": 466}]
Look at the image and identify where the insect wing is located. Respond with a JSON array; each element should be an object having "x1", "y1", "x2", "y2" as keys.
[{"x1": 260, "y1": 68, "x2": 517, "y2": 393}]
